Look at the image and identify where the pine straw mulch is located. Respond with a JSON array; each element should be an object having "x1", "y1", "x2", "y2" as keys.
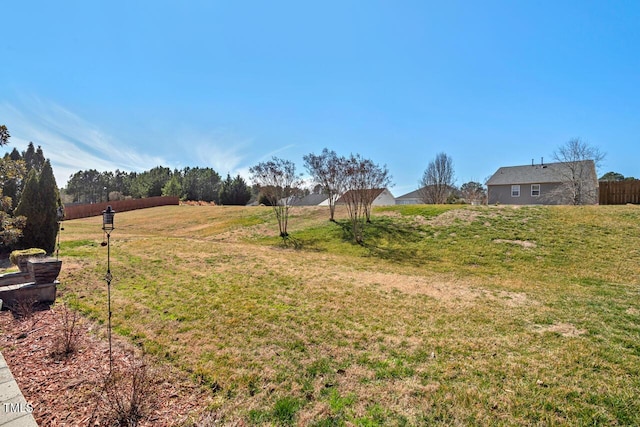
[{"x1": 0, "y1": 303, "x2": 217, "y2": 426}]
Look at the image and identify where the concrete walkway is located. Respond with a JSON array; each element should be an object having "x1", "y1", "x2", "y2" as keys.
[{"x1": 0, "y1": 352, "x2": 37, "y2": 426}]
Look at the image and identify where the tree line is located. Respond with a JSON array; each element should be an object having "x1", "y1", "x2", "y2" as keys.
[
  {"x1": 64, "y1": 166, "x2": 252, "y2": 206},
  {"x1": 0, "y1": 125, "x2": 62, "y2": 254}
]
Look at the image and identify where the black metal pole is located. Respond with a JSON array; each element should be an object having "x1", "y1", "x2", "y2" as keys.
[
  {"x1": 106, "y1": 232, "x2": 113, "y2": 372},
  {"x1": 56, "y1": 222, "x2": 61, "y2": 260}
]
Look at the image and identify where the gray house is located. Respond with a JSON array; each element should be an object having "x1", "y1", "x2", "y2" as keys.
[
  {"x1": 486, "y1": 160, "x2": 598, "y2": 205},
  {"x1": 290, "y1": 193, "x2": 330, "y2": 206},
  {"x1": 395, "y1": 189, "x2": 423, "y2": 205},
  {"x1": 396, "y1": 185, "x2": 461, "y2": 205}
]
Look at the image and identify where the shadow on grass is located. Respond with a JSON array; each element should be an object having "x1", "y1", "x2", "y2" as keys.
[
  {"x1": 280, "y1": 235, "x2": 304, "y2": 250},
  {"x1": 333, "y1": 217, "x2": 432, "y2": 265},
  {"x1": 265, "y1": 217, "x2": 435, "y2": 265}
]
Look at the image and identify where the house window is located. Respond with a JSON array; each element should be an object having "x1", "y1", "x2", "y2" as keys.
[
  {"x1": 531, "y1": 184, "x2": 541, "y2": 197},
  {"x1": 511, "y1": 185, "x2": 520, "y2": 197}
]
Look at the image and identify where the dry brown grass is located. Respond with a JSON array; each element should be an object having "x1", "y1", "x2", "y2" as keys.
[{"x1": 533, "y1": 323, "x2": 587, "y2": 337}]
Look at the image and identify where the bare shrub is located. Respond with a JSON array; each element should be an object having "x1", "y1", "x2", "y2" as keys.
[
  {"x1": 101, "y1": 358, "x2": 156, "y2": 426},
  {"x1": 10, "y1": 295, "x2": 38, "y2": 320},
  {"x1": 50, "y1": 303, "x2": 80, "y2": 360}
]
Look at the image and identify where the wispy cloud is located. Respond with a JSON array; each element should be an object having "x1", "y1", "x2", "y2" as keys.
[
  {"x1": 0, "y1": 96, "x2": 167, "y2": 185},
  {"x1": 259, "y1": 144, "x2": 296, "y2": 162},
  {"x1": 181, "y1": 128, "x2": 252, "y2": 176},
  {"x1": 1, "y1": 95, "x2": 298, "y2": 188},
  {"x1": 183, "y1": 132, "x2": 297, "y2": 182}
]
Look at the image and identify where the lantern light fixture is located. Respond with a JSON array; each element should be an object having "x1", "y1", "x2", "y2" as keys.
[{"x1": 101, "y1": 205, "x2": 116, "y2": 372}]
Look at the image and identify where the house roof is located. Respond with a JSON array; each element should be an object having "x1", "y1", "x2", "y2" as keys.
[
  {"x1": 396, "y1": 185, "x2": 459, "y2": 200},
  {"x1": 290, "y1": 193, "x2": 329, "y2": 206},
  {"x1": 396, "y1": 188, "x2": 423, "y2": 200},
  {"x1": 486, "y1": 160, "x2": 596, "y2": 186},
  {"x1": 336, "y1": 188, "x2": 387, "y2": 204}
]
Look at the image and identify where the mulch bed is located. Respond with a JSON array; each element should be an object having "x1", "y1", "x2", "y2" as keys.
[{"x1": 0, "y1": 304, "x2": 215, "y2": 426}]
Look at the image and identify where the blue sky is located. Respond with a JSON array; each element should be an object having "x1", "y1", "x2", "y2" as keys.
[{"x1": 1, "y1": 1, "x2": 639, "y2": 196}]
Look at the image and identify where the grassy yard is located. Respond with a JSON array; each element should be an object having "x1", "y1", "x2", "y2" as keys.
[{"x1": 57, "y1": 204, "x2": 640, "y2": 425}]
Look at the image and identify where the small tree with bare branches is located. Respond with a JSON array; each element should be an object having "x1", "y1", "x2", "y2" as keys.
[
  {"x1": 303, "y1": 149, "x2": 346, "y2": 221},
  {"x1": 550, "y1": 138, "x2": 604, "y2": 205},
  {"x1": 250, "y1": 157, "x2": 303, "y2": 239},
  {"x1": 342, "y1": 154, "x2": 391, "y2": 243},
  {"x1": 419, "y1": 153, "x2": 455, "y2": 204}
]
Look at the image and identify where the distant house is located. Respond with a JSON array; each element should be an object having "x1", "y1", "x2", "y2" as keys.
[
  {"x1": 486, "y1": 160, "x2": 598, "y2": 205},
  {"x1": 290, "y1": 193, "x2": 330, "y2": 206},
  {"x1": 395, "y1": 186, "x2": 461, "y2": 205},
  {"x1": 336, "y1": 188, "x2": 395, "y2": 206},
  {"x1": 395, "y1": 189, "x2": 423, "y2": 205}
]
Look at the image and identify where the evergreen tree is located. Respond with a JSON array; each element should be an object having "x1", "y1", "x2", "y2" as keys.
[
  {"x1": 180, "y1": 167, "x2": 221, "y2": 202},
  {"x1": 162, "y1": 174, "x2": 183, "y2": 197},
  {"x1": 14, "y1": 161, "x2": 60, "y2": 253},
  {"x1": 218, "y1": 174, "x2": 233, "y2": 205},
  {"x1": 200, "y1": 168, "x2": 221, "y2": 203},
  {"x1": 35, "y1": 146, "x2": 45, "y2": 169},
  {"x1": 0, "y1": 127, "x2": 26, "y2": 249},
  {"x1": 9, "y1": 148, "x2": 21, "y2": 161},
  {"x1": 232, "y1": 175, "x2": 251, "y2": 205},
  {"x1": 112, "y1": 169, "x2": 133, "y2": 195},
  {"x1": 130, "y1": 166, "x2": 172, "y2": 198},
  {"x1": 219, "y1": 174, "x2": 251, "y2": 205},
  {"x1": 1, "y1": 153, "x2": 26, "y2": 213},
  {"x1": 38, "y1": 160, "x2": 60, "y2": 253},
  {"x1": 147, "y1": 166, "x2": 173, "y2": 197},
  {"x1": 22, "y1": 142, "x2": 45, "y2": 173},
  {"x1": 15, "y1": 169, "x2": 43, "y2": 249}
]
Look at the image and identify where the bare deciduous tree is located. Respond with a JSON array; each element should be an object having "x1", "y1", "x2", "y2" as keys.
[
  {"x1": 551, "y1": 138, "x2": 604, "y2": 205},
  {"x1": 250, "y1": 157, "x2": 303, "y2": 239},
  {"x1": 303, "y1": 149, "x2": 346, "y2": 221},
  {"x1": 342, "y1": 154, "x2": 391, "y2": 243},
  {"x1": 419, "y1": 153, "x2": 455, "y2": 204}
]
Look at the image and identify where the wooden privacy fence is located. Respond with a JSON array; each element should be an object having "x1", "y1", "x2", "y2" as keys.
[
  {"x1": 63, "y1": 196, "x2": 180, "y2": 220},
  {"x1": 599, "y1": 180, "x2": 640, "y2": 205}
]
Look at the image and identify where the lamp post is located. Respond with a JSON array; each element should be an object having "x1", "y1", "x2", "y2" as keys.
[
  {"x1": 102, "y1": 205, "x2": 115, "y2": 372},
  {"x1": 56, "y1": 206, "x2": 65, "y2": 260}
]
